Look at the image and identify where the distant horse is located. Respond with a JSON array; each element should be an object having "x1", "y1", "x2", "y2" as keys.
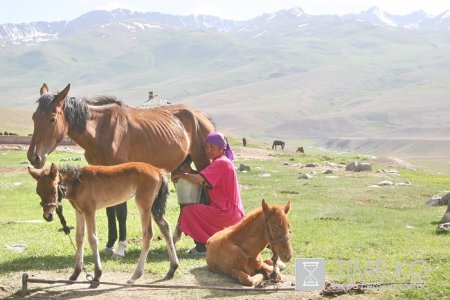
[
  {"x1": 27, "y1": 84, "x2": 214, "y2": 250},
  {"x1": 28, "y1": 162, "x2": 179, "y2": 286},
  {"x1": 272, "y1": 140, "x2": 285, "y2": 150},
  {"x1": 242, "y1": 137, "x2": 247, "y2": 147},
  {"x1": 296, "y1": 146, "x2": 305, "y2": 154},
  {"x1": 206, "y1": 199, "x2": 292, "y2": 286}
]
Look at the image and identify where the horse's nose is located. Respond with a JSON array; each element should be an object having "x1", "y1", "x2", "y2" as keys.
[
  {"x1": 30, "y1": 154, "x2": 46, "y2": 168},
  {"x1": 43, "y1": 213, "x2": 53, "y2": 222},
  {"x1": 282, "y1": 252, "x2": 292, "y2": 262}
]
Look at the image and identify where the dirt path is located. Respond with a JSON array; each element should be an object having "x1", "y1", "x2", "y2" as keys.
[{"x1": 1, "y1": 270, "x2": 322, "y2": 299}]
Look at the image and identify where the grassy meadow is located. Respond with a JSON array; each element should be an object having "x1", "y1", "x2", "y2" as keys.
[{"x1": 0, "y1": 143, "x2": 449, "y2": 299}]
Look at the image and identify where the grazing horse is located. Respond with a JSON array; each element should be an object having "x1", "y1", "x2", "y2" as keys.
[
  {"x1": 206, "y1": 199, "x2": 292, "y2": 286},
  {"x1": 27, "y1": 83, "x2": 214, "y2": 251},
  {"x1": 28, "y1": 162, "x2": 179, "y2": 286},
  {"x1": 272, "y1": 140, "x2": 285, "y2": 150},
  {"x1": 296, "y1": 146, "x2": 305, "y2": 154}
]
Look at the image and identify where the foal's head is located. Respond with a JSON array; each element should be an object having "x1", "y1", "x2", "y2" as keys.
[
  {"x1": 28, "y1": 163, "x2": 61, "y2": 222},
  {"x1": 262, "y1": 199, "x2": 292, "y2": 262}
]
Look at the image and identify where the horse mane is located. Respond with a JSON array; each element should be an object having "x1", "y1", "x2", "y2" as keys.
[{"x1": 37, "y1": 92, "x2": 125, "y2": 134}]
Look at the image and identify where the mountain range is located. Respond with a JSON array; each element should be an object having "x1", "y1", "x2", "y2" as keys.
[{"x1": 1, "y1": 6, "x2": 449, "y2": 152}]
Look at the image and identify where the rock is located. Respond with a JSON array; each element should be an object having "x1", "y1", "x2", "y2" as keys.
[
  {"x1": 298, "y1": 173, "x2": 312, "y2": 180},
  {"x1": 377, "y1": 180, "x2": 394, "y2": 186},
  {"x1": 305, "y1": 163, "x2": 319, "y2": 167},
  {"x1": 323, "y1": 169, "x2": 333, "y2": 174},
  {"x1": 426, "y1": 195, "x2": 442, "y2": 206},
  {"x1": 345, "y1": 161, "x2": 357, "y2": 171},
  {"x1": 325, "y1": 161, "x2": 338, "y2": 167},
  {"x1": 239, "y1": 164, "x2": 251, "y2": 172},
  {"x1": 282, "y1": 162, "x2": 289, "y2": 166},
  {"x1": 354, "y1": 163, "x2": 372, "y2": 172},
  {"x1": 442, "y1": 204, "x2": 450, "y2": 223},
  {"x1": 259, "y1": 173, "x2": 271, "y2": 178},
  {"x1": 441, "y1": 192, "x2": 450, "y2": 206},
  {"x1": 396, "y1": 181, "x2": 411, "y2": 186},
  {"x1": 5, "y1": 243, "x2": 27, "y2": 253}
]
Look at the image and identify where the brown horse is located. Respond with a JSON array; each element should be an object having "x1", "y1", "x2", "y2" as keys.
[
  {"x1": 28, "y1": 162, "x2": 179, "y2": 286},
  {"x1": 206, "y1": 199, "x2": 292, "y2": 286},
  {"x1": 27, "y1": 83, "x2": 214, "y2": 249}
]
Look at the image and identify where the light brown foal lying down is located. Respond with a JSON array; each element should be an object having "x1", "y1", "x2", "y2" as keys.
[
  {"x1": 28, "y1": 162, "x2": 179, "y2": 287},
  {"x1": 206, "y1": 199, "x2": 292, "y2": 286}
]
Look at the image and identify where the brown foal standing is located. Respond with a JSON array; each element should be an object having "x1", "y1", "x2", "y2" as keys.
[{"x1": 28, "y1": 162, "x2": 179, "y2": 287}]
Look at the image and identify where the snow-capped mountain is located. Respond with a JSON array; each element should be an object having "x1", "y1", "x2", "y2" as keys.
[
  {"x1": 0, "y1": 9, "x2": 242, "y2": 45},
  {"x1": 1, "y1": 7, "x2": 450, "y2": 46}
]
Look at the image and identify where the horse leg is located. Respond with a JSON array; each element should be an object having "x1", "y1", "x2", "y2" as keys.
[
  {"x1": 112, "y1": 202, "x2": 127, "y2": 258},
  {"x1": 105, "y1": 206, "x2": 117, "y2": 249},
  {"x1": 69, "y1": 211, "x2": 85, "y2": 281},
  {"x1": 85, "y1": 211, "x2": 102, "y2": 288},
  {"x1": 154, "y1": 214, "x2": 179, "y2": 280},
  {"x1": 172, "y1": 209, "x2": 182, "y2": 244},
  {"x1": 128, "y1": 205, "x2": 152, "y2": 284},
  {"x1": 230, "y1": 269, "x2": 264, "y2": 287}
]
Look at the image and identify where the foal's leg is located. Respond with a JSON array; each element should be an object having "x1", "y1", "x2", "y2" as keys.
[
  {"x1": 128, "y1": 204, "x2": 153, "y2": 284},
  {"x1": 70, "y1": 211, "x2": 85, "y2": 281},
  {"x1": 154, "y1": 214, "x2": 179, "y2": 279},
  {"x1": 85, "y1": 211, "x2": 102, "y2": 287},
  {"x1": 230, "y1": 269, "x2": 264, "y2": 287}
]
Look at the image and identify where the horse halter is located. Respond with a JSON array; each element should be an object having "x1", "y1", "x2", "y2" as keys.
[
  {"x1": 40, "y1": 175, "x2": 67, "y2": 208},
  {"x1": 264, "y1": 215, "x2": 291, "y2": 246}
]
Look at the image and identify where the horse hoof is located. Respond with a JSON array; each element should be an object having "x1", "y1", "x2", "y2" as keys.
[
  {"x1": 89, "y1": 280, "x2": 100, "y2": 289},
  {"x1": 163, "y1": 272, "x2": 175, "y2": 280},
  {"x1": 270, "y1": 272, "x2": 281, "y2": 283},
  {"x1": 126, "y1": 278, "x2": 136, "y2": 285}
]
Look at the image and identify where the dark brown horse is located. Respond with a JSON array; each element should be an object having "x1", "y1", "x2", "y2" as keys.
[
  {"x1": 206, "y1": 199, "x2": 292, "y2": 286},
  {"x1": 27, "y1": 83, "x2": 214, "y2": 251},
  {"x1": 28, "y1": 162, "x2": 178, "y2": 286},
  {"x1": 272, "y1": 140, "x2": 285, "y2": 150}
]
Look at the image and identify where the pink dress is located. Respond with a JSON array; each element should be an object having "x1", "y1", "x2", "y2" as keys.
[{"x1": 179, "y1": 155, "x2": 245, "y2": 244}]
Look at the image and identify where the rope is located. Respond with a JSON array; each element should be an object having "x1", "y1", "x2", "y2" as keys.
[{"x1": 22, "y1": 273, "x2": 295, "y2": 292}]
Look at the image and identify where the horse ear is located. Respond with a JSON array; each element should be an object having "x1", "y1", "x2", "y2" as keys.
[
  {"x1": 284, "y1": 201, "x2": 291, "y2": 214},
  {"x1": 262, "y1": 199, "x2": 270, "y2": 215},
  {"x1": 55, "y1": 84, "x2": 70, "y2": 108},
  {"x1": 50, "y1": 163, "x2": 59, "y2": 179},
  {"x1": 40, "y1": 83, "x2": 49, "y2": 95},
  {"x1": 28, "y1": 166, "x2": 41, "y2": 180}
]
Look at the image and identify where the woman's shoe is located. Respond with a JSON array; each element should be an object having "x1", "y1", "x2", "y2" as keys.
[{"x1": 187, "y1": 246, "x2": 206, "y2": 256}]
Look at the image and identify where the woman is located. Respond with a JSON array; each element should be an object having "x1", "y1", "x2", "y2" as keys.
[{"x1": 171, "y1": 132, "x2": 245, "y2": 255}]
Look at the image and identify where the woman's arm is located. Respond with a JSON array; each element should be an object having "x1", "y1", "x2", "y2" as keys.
[{"x1": 171, "y1": 170, "x2": 204, "y2": 185}]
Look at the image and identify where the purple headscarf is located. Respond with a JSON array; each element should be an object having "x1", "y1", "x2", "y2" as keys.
[{"x1": 206, "y1": 132, "x2": 234, "y2": 161}]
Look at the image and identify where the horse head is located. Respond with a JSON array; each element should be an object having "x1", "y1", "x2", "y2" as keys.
[
  {"x1": 27, "y1": 83, "x2": 71, "y2": 168},
  {"x1": 28, "y1": 163, "x2": 61, "y2": 222},
  {"x1": 262, "y1": 199, "x2": 292, "y2": 263}
]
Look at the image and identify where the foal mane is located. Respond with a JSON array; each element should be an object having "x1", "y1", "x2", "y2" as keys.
[
  {"x1": 57, "y1": 164, "x2": 82, "y2": 181},
  {"x1": 231, "y1": 208, "x2": 264, "y2": 232},
  {"x1": 37, "y1": 92, "x2": 125, "y2": 134}
]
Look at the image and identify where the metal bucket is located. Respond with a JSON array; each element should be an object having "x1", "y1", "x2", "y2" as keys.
[{"x1": 175, "y1": 178, "x2": 201, "y2": 205}]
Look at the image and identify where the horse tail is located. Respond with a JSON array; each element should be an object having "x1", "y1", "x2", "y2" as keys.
[{"x1": 151, "y1": 174, "x2": 169, "y2": 220}]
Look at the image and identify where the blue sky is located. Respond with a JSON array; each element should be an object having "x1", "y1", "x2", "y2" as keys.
[{"x1": 0, "y1": 0, "x2": 448, "y2": 24}]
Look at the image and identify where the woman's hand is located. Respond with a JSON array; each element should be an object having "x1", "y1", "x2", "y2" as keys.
[{"x1": 171, "y1": 169, "x2": 183, "y2": 183}]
